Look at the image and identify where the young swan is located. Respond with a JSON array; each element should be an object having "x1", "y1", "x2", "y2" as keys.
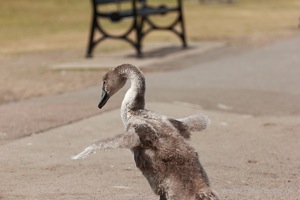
[{"x1": 72, "y1": 64, "x2": 219, "y2": 200}]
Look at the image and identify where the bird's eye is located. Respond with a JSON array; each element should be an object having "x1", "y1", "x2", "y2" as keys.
[{"x1": 102, "y1": 81, "x2": 107, "y2": 90}]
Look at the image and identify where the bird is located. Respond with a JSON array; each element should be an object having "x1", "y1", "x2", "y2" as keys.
[{"x1": 72, "y1": 64, "x2": 219, "y2": 200}]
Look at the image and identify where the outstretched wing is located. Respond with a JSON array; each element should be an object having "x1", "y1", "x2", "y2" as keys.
[{"x1": 71, "y1": 129, "x2": 140, "y2": 160}]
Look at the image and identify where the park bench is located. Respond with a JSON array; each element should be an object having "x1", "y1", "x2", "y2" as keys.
[{"x1": 86, "y1": 0, "x2": 187, "y2": 57}]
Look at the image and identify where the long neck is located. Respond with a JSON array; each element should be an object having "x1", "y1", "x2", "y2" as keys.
[{"x1": 120, "y1": 66, "x2": 145, "y2": 125}]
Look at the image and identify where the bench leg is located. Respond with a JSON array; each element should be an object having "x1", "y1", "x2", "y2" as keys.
[
  {"x1": 180, "y1": 19, "x2": 187, "y2": 48},
  {"x1": 178, "y1": 0, "x2": 187, "y2": 48},
  {"x1": 181, "y1": 16, "x2": 187, "y2": 48},
  {"x1": 135, "y1": 16, "x2": 144, "y2": 57},
  {"x1": 86, "y1": 15, "x2": 97, "y2": 58}
]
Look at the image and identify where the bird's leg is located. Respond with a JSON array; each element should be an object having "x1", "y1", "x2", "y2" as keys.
[
  {"x1": 160, "y1": 194, "x2": 167, "y2": 200},
  {"x1": 72, "y1": 129, "x2": 140, "y2": 160}
]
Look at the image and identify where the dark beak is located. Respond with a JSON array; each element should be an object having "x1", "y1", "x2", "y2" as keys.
[{"x1": 98, "y1": 89, "x2": 109, "y2": 109}]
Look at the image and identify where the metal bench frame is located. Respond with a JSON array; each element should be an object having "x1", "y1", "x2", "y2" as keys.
[{"x1": 86, "y1": 0, "x2": 187, "y2": 57}]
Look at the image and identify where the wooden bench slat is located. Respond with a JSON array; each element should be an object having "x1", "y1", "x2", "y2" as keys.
[
  {"x1": 97, "y1": 6, "x2": 179, "y2": 21},
  {"x1": 94, "y1": 0, "x2": 130, "y2": 5}
]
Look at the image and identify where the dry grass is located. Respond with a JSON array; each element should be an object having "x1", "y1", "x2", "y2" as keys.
[
  {"x1": 185, "y1": 0, "x2": 300, "y2": 45},
  {"x1": 0, "y1": 0, "x2": 90, "y2": 56},
  {"x1": 0, "y1": 0, "x2": 299, "y2": 56}
]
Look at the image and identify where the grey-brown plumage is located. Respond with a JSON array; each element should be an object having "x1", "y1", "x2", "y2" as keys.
[{"x1": 72, "y1": 64, "x2": 219, "y2": 200}]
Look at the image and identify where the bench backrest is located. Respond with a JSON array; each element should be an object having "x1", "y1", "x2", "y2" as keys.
[{"x1": 93, "y1": 0, "x2": 147, "y2": 4}]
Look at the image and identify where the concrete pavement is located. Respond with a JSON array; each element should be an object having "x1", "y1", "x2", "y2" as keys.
[{"x1": 0, "y1": 36, "x2": 300, "y2": 199}]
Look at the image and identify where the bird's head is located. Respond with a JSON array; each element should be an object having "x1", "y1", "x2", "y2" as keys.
[{"x1": 98, "y1": 67, "x2": 127, "y2": 109}]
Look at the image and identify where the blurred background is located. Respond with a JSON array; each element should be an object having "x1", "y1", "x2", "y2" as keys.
[{"x1": 0, "y1": 0, "x2": 299, "y2": 104}]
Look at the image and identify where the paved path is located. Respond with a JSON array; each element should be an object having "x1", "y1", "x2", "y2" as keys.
[
  {"x1": 0, "y1": 36, "x2": 300, "y2": 199},
  {"x1": 147, "y1": 36, "x2": 300, "y2": 116}
]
